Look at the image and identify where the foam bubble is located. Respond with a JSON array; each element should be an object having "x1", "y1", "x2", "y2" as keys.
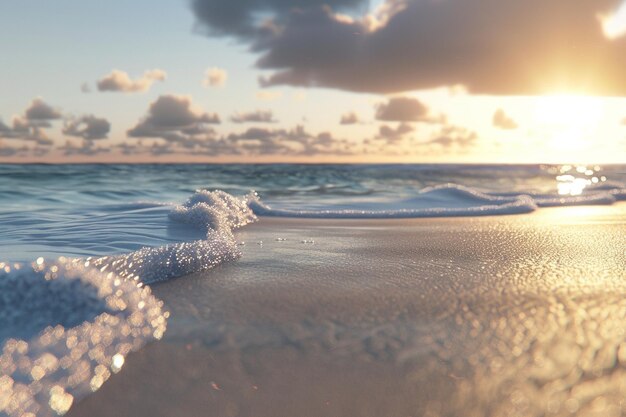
[
  {"x1": 92, "y1": 190, "x2": 257, "y2": 284},
  {"x1": 0, "y1": 259, "x2": 167, "y2": 417}
]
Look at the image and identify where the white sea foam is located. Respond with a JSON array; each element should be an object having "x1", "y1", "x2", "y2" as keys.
[
  {"x1": 0, "y1": 259, "x2": 167, "y2": 417},
  {"x1": 0, "y1": 190, "x2": 257, "y2": 416},
  {"x1": 91, "y1": 190, "x2": 257, "y2": 285}
]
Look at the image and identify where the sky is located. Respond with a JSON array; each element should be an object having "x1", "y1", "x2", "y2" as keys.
[{"x1": 1, "y1": 0, "x2": 626, "y2": 164}]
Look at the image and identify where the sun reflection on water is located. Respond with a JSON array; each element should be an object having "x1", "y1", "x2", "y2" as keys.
[{"x1": 556, "y1": 165, "x2": 607, "y2": 196}]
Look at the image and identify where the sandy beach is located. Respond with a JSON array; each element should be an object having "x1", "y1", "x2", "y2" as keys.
[{"x1": 67, "y1": 204, "x2": 626, "y2": 417}]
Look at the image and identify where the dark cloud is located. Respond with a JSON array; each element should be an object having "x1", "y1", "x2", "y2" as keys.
[
  {"x1": 377, "y1": 122, "x2": 414, "y2": 141},
  {"x1": 227, "y1": 126, "x2": 359, "y2": 155},
  {"x1": 122, "y1": 118, "x2": 479, "y2": 157},
  {"x1": 223, "y1": 125, "x2": 335, "y2": 155},
  {"x1": 0, "y1": 140, "x2": 51, "y2": 158},
  {"x1": 24, "y1": 98, "x2": 62, "y2": 122},
  {"x1": 428, "y1": 126, "x2": 477, "y2": 148},
  {"x1": 492, "y1": 108, "x2": 518, "y2": 130},
  {"x1": 0, "y1": 141, "x2": 29, "y2": 157},
  {"x1": 150, "y1": 143, "x2": 175, "y2": 156},
  {"x1": 375, "y1": 97, "x2": 431, "y2": 122},
  {"x1": 0, "y1": 99, "x2": 62, "y2": 146},
  {"x1": 97, "y1": 69, "x2": 167, "y2": 93},
  {"x1": 339, "y1": 112, "x2": 359, "y2": 125},
  {"x1": 371, "y1": 118, "x2": 476, "y2": 151},
  {"x1": 193, "y1": 0, "x2": 626, "y2": 95},
  {"x1": 128, "y1": 95, "x2": 220, "y2": 145},
  {"x1": 58, "y1": 140, "x2": 110, "y2": 156},
  {"x1": 191, "y1": 0, "x2": 366, "y2": 38},
  {"x1": 124, "y1": 124, "x2": 358, "y2": 156},
  {"x1": 63, "y1": 115, "x2": 111, "y2": 140},
  {"x1": 231, "y1": 110, "x2": 277, "y2": 123},
  {"x1": 114, "y1": 142, "x2": 143, "y2": 156},
  {"x1": 0, "y1": 117, "x2": 52, "y2": 145}
]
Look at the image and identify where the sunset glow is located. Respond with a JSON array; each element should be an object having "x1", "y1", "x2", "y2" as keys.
[
  {"x1": 532, "y1": 95, "x2": 604, "y2": 152},
  {"x1": 0, "y1": 0, "x2": 625, "y2": 163}
]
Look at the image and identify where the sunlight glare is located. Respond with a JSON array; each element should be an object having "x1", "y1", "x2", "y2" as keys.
[
  {"x1": 533, "y1": 95, "x2": 604, "y2": 151},
  {"x1": 600, "y1": 1, "x2": 626, "y2": 39},
  {"x1": 555, "y1": 165, "x2": 606, "y2": 196}
]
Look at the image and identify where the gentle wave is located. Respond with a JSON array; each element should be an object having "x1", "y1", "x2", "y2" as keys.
[
  {"x1": 0, "y1": 190, "x2": 257, "y2": 416},
  {"x1": 248, "y1": 183, "x2": 626, "y2": 219}
]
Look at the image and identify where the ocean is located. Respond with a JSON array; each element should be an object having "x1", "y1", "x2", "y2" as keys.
[
  {"x1": 0, "y1": 163, "x2": 625, "y2": 416},
  {"x1": 2, "y1": 163, "x2": 625, "y2": 262}
]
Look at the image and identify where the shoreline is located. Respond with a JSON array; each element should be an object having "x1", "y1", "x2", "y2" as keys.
[{"x1": 69, "y1": 204, "x2": 626, "y2": 417}]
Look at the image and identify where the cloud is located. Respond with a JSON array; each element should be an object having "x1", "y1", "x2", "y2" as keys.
[
  {"x1": 193, "y1": 0, "x2": 626, "y2": 95},
  {"x1": 121, "y1": 117, "x2": 479, "y2": 157},
  {"x1": 375, "y1": 97, "x2": 432, "y2": 122},
  {"x1": 220, "y1": 125, "x2": 357, "y2": 155},
  {"x1": 428, "y1": 125, "x2": 477, "y2": 148},
  {"x1": 492, "y1": 109, "x2": 518, "y2": 130},
  {"x1": 0, "y1": 99, "x2": 61, "y2": 146},
  {"x1": 114, "y1": 142, "x2": 142, "y2": 156},
  {"x1": 25, "y1": 98, "x2": 63, "y2": 122},
  {"x1": 81, "y1": 83, "x2": 92, "y2": 93},
  {"x1": 203, "y1": 67, "x2": 228, "y2": 87},
  {"x1": 0, "y1": 141, "x2": 29, "y2": 157},
  {"x1": 377, "y1": 122, "x2": 414, "y2": 141},
  {"x1": 58, "y1": 140, "x2": 110, "y2": 156},
  {"x1": 340, "y1": 112, "x2": 359, "y2": 125},
  {"x1": 123, "y1": 123, "x2": 359, "y2": 156},
  {"x1": 0, "y1": 120, "x2": 54, "y2": 146},
  {"x1": 0, "y1": 99, "x2": 108, "y2": 151},
  {"x1": 128, "y1": 95, "x2": 220, "y2": 145},
  {"x1": 230, "y1": 110, "x2": 277, "y2": 123},
  {"x1": 191, "y1": 0, "x2": 366, "y2": 38},
  {"x1": 97, "y1": 69, "x2": 167, "y2": 93},
  {"x1": 367, "y1": 123, "x2": 477, "y2": 156},
  {"x1": 63, "y1": 115, "x2": 111, "y2": 140}
]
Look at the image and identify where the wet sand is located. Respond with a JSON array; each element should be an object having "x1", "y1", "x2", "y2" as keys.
[{"x1": 69, "y1": 204, "x2": 626, "y2": 417}]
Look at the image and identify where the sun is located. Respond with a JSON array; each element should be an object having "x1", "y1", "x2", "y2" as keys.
[{"x1": 532, "y1": 94, "x2": 604, "y2": 151}]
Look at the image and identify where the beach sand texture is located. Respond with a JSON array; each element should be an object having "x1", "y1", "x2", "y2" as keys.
[{"x1": 69, "y1": 205, "x2": 626, "y2": 417}]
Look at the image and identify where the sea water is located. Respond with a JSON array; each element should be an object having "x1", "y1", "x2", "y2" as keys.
[
  {"x1": 0, "y1": 163, "x2": 624, "y2": 416},
  {"x1": 1, "y1": 164, "x2": 624, "y2": 262}
]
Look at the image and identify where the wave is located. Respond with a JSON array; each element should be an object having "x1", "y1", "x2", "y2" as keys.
[
  {"x1": 0, "y1": 190, "x2": 257, "y2": 416},
  {"x1": 248, "y1": 183, "x2": 626, "y2": 219}
]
